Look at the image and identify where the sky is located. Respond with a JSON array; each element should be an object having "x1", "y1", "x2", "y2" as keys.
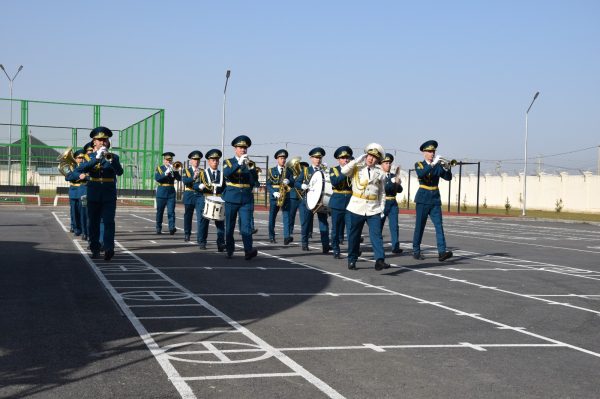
[{"x1": 1, "y1": 0, "x2": 599, "y2": 174}]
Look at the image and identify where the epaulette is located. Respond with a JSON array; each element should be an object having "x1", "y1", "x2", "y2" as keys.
[
  {"x1": 84, "y1": 154, "x2": 90, "y2": 161},
  {"x1": 185, "y1": 168, "x2": 191, "y2": 178},
  {"x1": 225, "y1": 159, "x2": 232, "y2": 168},
  {"x1": 416, "y1": 162, "x2": 424, "y2": 169},
  {"x1": 156, "y1": 165, "x2": 162, "y2": 174},
  {"x1": 331, "y1": 167, "x2": 339, "y2": 177}
]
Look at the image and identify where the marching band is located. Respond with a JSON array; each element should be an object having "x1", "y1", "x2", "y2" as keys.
[{"x1": 63, "y1": 132, "x2": 455, "y2": 268}]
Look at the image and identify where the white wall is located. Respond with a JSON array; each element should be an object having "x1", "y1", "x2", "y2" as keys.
[{"x1": 397, "y1": 170, "x2": 600, "y2": 214}]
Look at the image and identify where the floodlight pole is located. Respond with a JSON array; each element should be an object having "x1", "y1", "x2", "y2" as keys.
[
  {"x1": 522, "y1": 91, "x2": 540, "y2": 216},
  {"x1": 0, "y1": 64, "x2": 24, "y2": 186}
]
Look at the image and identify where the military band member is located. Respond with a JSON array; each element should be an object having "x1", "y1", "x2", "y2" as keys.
[
  {"x1": 65, "y1": 149, "x2": 87, "y2": 237},
  {"x1": 196, "y1": 148, "x2": 225, "y2": 251},
  {"x1": 380, "y1": 153, "x2": 403, "y2": 254},
  {"x1": 412, "y1": 140, "x2": 453, "y2": 261},
  {"x1": 287, "y1": 161, "x2": 307, "y2": 241},
  {"x1": 181, "y1": 150, "x2": 203, "y2": 242},
  {"x1": 79, "y1": 142, "x2": 93, "y2": 241},
  {"x1": 223, "y1": 135, "x2": 258, "y2": 260},
  {"x1": 341, "y1": 144, "x2": 389, "y2": 271},
  {"x1": 75, "y1": 126, "x2": 123, "y2": 260},
  {"x1": 155, "y1": 152, "x2": 181, "y2": 235},
  {"x1": 295, "y1": 147, "x2": 330, "y2": 253},
  {"x1": 329, "y1": 146, "x2": 353, "y2": 259},
  {"x1": 266, "y1": 149, "x2": 294, "y2": 244}
]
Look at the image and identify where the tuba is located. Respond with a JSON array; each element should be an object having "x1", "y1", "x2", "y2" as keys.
[
  {"x1": 57, "y1": 147, "x2": 76, "y2": 176},
  {"x1": 286, "y1": 156, "x2": 302, "y2": 178}
]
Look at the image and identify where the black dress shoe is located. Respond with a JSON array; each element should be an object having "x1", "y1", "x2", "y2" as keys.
[
  {"x1": 375, "y1": 259, "x2": 389, "y2": 270},
  {"x1": 244, "y1": 248, "x2": 258, "y2": 260},
  {"x1": 269, "y1": 238, "x2": 277, "y2": 244},
  {"x1": 252, "y1": 228, "x2": 258, "y2": 234},
  {"x1": 69, "y1": 228, "x2": 74, "y2": 233},
  {"x1": 348, "y1": 262, "x2": 357, "y2": 270},
  {"x1": 184, "y1": 234, "x2": 190, "y2": 242},
  {"x1": 359, "y1": 237, "x2": 364, "y2": 243},
  {"x1": 91, "y1": 251, "x2": 100, "y2": 259},
  {"x1": 302, "y1": 245, "x2": 309, "y2": 251},
  {"x1": 392, "y1": 247, "x2": 403, "y2": 254},
  {"x1": 217, "y1": 244, "x2": 225, "y2": 252},
  {"x1": 413, "y1": 252, "x2": 425, "y2": 260},
  {"x1": 104, "y1": 249, "x2": 115, "y2": 261},
  {"x1": 322, "y1": 245, "x2": 331, "y2": 254},
  {"x1": 439, "y1": 251, "x2": 454, "y2": 262},
  {"x1": 198, "y1": 244, "x2": 207, "y2": 250},
  {"x1": 81, "y1": 234, "x2": 88, "y2": 241},
  {"x1": 100, "y1": 246, "x2": 105, "y2": 253},
  {"x1": 333, "y1": 252, "x2": 341, "y2": 259},
  {"x1": 156, "y1": 230, "x2": 162, "y2": 235},
  {"x1": 284, "y1": 237, "x2": 293, "y2": 245},
  {"x1": 169, "y1": 228, "x2": 177, "y2": 235},
  {"x1": 226, "y1": 251, "x2": 233, "y2": 259}
]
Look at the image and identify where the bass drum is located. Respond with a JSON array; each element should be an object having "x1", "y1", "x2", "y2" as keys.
[
  {"x1": 306, "y1": 170, "x2": 332, "y2": 213},
  {"x1": 203, "y1": 195, "x2": 225, "y2": 221}
]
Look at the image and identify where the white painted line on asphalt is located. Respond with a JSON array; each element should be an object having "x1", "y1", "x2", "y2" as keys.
[
  {"x1": 175, "y1": 372, "x2": 299, "y2": 381},
  {"x1": 113, "y1": 243, "x2": 346, "y2": 399},
  {"x1": 137, "y1": 316, "x2": 219, "y2": 319},
  {"x1": 149, "y1": 330, "x2": 240, "y2": 335}
]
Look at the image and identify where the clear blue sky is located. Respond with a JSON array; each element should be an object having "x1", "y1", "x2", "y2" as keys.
[{"x1": 2, "y1": 0, "x2": 599, "y2": 173}]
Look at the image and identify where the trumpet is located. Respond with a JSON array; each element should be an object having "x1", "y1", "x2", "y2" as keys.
[
  {"x1": 439, "y1": 158, "x2": 458, "y2": 169},
  {"x1": 247, "y1": 158, "x2": 256, "y2": 170},
  {"x1": 104, "y1": 152, "x2": 115, "y2": 161}
]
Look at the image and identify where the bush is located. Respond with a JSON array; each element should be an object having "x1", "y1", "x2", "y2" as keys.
[
  {"x1": 505, "y1": 197, "x2": 511, "y2": 214},
  {"x1": 555, "y1": 198, "x2": 564, "y2": 213}
]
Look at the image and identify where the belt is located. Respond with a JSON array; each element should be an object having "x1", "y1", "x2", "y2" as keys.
[
  {"x1": 90, "y1": 178, "x2": 114, "y2": 183},
  {"x1": 272, "y1": 185, "x2": 280, "y2": 188},
  {"x1": 159, "y1": 183, "x2": 174, "y2": 187},
  {"x1": 386, "y1": 196, "x2": 396, "y2": 200},
  {"x1": 70, "y1": 183, "x2": 81, "y2": 187},
  {"x1": 204, "y1": 193, "x2": 222, "y2": 197},
  {"x1": 333, "y1": 189, "x2": 352, "y2": 194},
  {"x1": 228, "y1": 182, "x2": 251, "y2": 188},
  {"x1": 419, "y1": 185, "x2": 439, "y2": 191},
  {"x1": 184, "y1": 187, "x2": 195, "y2": 191},
  {"x1": 352, "y1": 192, "x2": 378, "y2": 201}
]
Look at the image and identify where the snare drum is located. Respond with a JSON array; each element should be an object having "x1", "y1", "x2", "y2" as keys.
[
  {"x1": 306, "y1": 170, "x2": 332, "y2": 213},
  {"x1": 203, "y1": 196, "x2": 225, "y2": 221}
]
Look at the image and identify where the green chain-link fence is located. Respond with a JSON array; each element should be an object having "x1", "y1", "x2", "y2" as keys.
[{"x1": 0, "y1": 98, "x2": 164, "y2": 197}]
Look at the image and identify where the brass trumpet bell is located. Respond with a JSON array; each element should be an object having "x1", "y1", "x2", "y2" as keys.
[
  {"x1": 172, "y1": 161, "x2": 184, "y2": 171},
  {"x1": 57, "y1": 146, "x2": 76, "y2": 176}
]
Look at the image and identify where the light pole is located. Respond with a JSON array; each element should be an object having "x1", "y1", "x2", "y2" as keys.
[
  {"x1": 1, "y1": 64, "x2": 24, "y2": 185},
  {"x1": 522, "y1": 91, "x2": 540, "y2": 216}
]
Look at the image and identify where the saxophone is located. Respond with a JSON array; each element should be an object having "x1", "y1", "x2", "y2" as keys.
[{"x1": 276, "y1": 167, "x2": 291, "y2": 207}]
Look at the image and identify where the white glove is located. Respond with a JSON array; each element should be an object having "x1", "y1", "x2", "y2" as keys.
[
  {"x1": 301, "y1": 183, "x2": 309, "y2": 190},
  {"x1": 273, "y1": 192, "x2": 280, "y2": 198},
  {"x1": 432, "y1": 155, "x2": 440, "y2": 165},
  {"x1": 239, "y1": 154, "x2": 249, "y2": 165},
  {"x1": 282, "y1": 178, "x2": 289, "y2": 185},
  {"x1": 198, "y1": 183, "x2": 206, "y2": 190},
  {"x1": 95, "y1": 151, "x2": 103, "y2": 160},
  {"x1": 357, "y1": 153, "x2": 367, "y2": 163},
  {"x1": 381, "y1": 213, "x2": 385, "y2": 219},
  {"x1": 390, "y1": 177, "x2": 396, "y2": 183},
  {"x1": 165, "y1": 166, "x2": 173, "y2": 175}
]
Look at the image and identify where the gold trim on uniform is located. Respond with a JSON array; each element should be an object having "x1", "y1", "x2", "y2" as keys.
[
  {"x1": 385, "y1": 196, "x2": 396, "y2": 200},
  {"x1": 352, "y1": 192, "x2": 378, "y2": 201},
  {"x1": 159, "y1": 183, "x2": 175, "y2": 187},
  {"x1": 90, "y1": 178, "x2": 115, "y2": 183},
  {"x1": 419, "y1": 185, "x2": 439, "y2": 190},
  {"x1": 227, "y1": 182, "x2": 251, "y2": 188},
  {"x1": 333, "y1": 189, "x2": 352, "y2": 194}
]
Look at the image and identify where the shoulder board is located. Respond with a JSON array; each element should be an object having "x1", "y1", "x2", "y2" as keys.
[
  {"x1": 225, "y1": 159, "x2": 232, "y2": 168},
  {"x1": 332, "y1": 167, "x2": 339, "y2": 177},
  {"x1": 185, "y1": 168, "x2": 191, "y2": 177},
  {"x1": 156, "y1": 165, "x2": 162, "y2": 173},
  {"x1": 416, "y1": 162, "x2": 424, "y2": 169},
  {"x1": 84, "y1": 154, "x2": 90, "y2": 161}
]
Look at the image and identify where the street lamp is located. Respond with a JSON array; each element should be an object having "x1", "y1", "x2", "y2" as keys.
[
  {"x1": 1, "y1": 64, "x2": 24, "y2": 185},
  {"x1": 522, "y1": 91, "x2": 540, "y2": 216}
]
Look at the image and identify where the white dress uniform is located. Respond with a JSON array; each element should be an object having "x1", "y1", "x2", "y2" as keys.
[{"x1": 341, "y1": 146, "x2": 389, "y2": 270}]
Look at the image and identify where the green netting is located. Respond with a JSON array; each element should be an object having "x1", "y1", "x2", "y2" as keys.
[{"x1": 0, "y1": 98, "x2": 164, "y2": 191}]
